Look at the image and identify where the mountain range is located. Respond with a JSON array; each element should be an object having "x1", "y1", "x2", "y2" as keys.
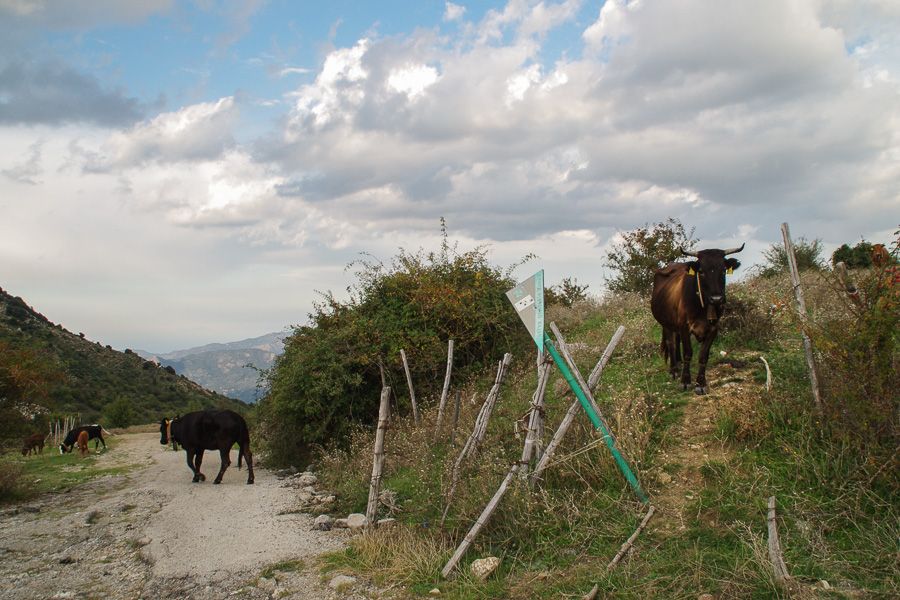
[{"x1": 136, "y1": 332, "x2": 286, "y2": 403}]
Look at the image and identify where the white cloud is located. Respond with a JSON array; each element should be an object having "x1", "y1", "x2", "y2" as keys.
[
  {"x1": 444, "y1": 2, "x2": 466, "y2": 22},
  {"x1": 98, "y1": 97, "x2": 238, "y2": 168}
]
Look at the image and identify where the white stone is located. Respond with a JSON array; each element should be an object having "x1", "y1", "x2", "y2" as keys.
[
  {"x1": 376, "y1": 518, "x2": 397, "y2": 529},
  {"x1": 332, "y1": 518, "x2": 348, "y2": 529},
  {"x1": 345, "y1": 513, "x2": 368, "y2": 529},
  {"x1": 329, "y1": 575, "x2": 356, "y2": 590},
  {"x1": 428, "y1": 588, "x2": 441, "y2": 596},
  {"x1": 298, "y1": 473, "x2": 318, "y2": 486},
  {"x1": 470, "y1": 556, "x2": 500, "y2": 581},
  {"x1": 313, "y1": 515, "x2": 333, "y2": 531}
]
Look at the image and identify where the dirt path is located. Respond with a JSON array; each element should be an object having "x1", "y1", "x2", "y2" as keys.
[
  {"x1": 650, "y1": 362, "x2": 754, "y2": 533},
  {"x1": 0, "y1": 433, "x2": 367, "y2": 599}
]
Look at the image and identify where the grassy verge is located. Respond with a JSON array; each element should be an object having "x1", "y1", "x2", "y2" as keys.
[
  {"x1": 0, "y1": 435, "x2": 135, "y2": 501},
  {"x1": 314, "y1": 273, "x2": 898, "y2": 598}
]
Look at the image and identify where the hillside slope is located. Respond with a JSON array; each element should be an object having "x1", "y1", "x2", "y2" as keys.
[{"x1": 0, "y1": 286, "x2": 247, "y2": 425}]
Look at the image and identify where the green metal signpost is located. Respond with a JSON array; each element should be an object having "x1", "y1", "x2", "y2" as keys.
[{"x1": 507, "y1": 271, "x2": 648, "y2": 503}]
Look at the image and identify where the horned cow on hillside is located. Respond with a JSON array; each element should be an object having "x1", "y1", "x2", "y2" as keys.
[
  {"x1": 650, "y1": 244, "x2": 744, "y2": 395},
  {"x1": 60, "y1": 425, "x2": 107, "y2": 454},
  {"x1": 161, "y1": 410, "x2": 254, "y2": 485}
]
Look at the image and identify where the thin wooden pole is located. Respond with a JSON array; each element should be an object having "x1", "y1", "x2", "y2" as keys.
[
  {"x1": 441, "y1": 463, "x2": 519, "y2": 578},
  {"x1": 435, "y1": 340, "x2": 454, "y2": 436},
  {"x1": 366, "y1": 387, "x2": 392, "y2": 525},
  {"x1": 767, "y1": 496, "x2": 790, "y2": 583},
  {"x1": 759, "y1": 356, "x2": 772, "y2": 392},
  {"x1": 532, "y1": 326, "x2": 625, "y2": 485},
  {"x1": 781, "y1": 223, "x2": 823, "y2": 415},
  {"x1": 519, "y1": 358, "x2": 552, "y2": 478},
  {"x1": 450, "y1": 390, "x2": 462, "y2": 445},
  {"x1": 400, "y1": 349, "x2": 420, "y2": 425},
  {"x1": 441, "y1": 354, "x2": 512, "y2": 528},
  {"x1": 607, "y1": 505, "x2": 656, "y2": 569}
]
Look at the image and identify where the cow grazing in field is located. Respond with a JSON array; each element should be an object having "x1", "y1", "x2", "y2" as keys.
[
  {"x1": 651, "y1": 244, "x2": 744, "y2": 395},
  {"x1": 60, "y1": 425, "x2": 107, "y2": 454},
  {"x1": 160, "y1": 410, "x2": 254, "y2": 485},
  {"x1": 21, "y1": 433, "x2": 46, "y2": 456},
  {"x1": 76, "y1": 430, "x2": 90, "y2": 457}
]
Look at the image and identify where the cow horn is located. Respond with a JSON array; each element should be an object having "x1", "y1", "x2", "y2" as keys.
[
  {"x1": 723, "y1": 243, "x2": 745, "y2": 255},
  {"x1": 681, "y1": 248, "x2": 699, "y2": 257}
]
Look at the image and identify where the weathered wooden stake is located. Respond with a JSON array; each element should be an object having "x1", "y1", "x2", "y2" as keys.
[
  {"x1": 759, "y1": 356, "x2": 772, "y2": 392},
  {"x1": 532, "y1": 326, "x2": 625, "y2": 485},
  {"x1": 607, "y1": 505, "x2": 656, "y2": 569},
  {"x1": 766, "y1": 496, "x2": 791, "y2": 584},
  {"x1": 441, "y1": 354, "x2": 512, "y2": 528},
  {"x1": 400, "y1": 349, "x2": 420, "y2": 425},
  {"x1": 834, "y1": 261, "x2": 862, "y2": 307},
  {"x1": 366, "y1": 386, "x2": 391, "y2": 525},
  {"x1": 435, "y1": 340, "x2": 454, "y2": 435},
  {"x1": 450, "y1": 390, "x2": 462, "y2": 445},
  {"x1": 441, "y1": 463, "x2": 520, "y2": 578},
  {"x1": 781, "y1": 222, "x2": 823, "y2": 416},
  {"x1": 519, "y1": 358, "x2": 552, "y2": 478}
]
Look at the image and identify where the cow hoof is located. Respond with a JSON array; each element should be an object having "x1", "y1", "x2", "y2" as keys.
[
  {"x1": 247, "y1": 478, "x2": 254, "y2": 485},
  {"x1": 694, "y1": 385, "x2": 708, "y2": 395},
  {"x1": 213, "y1": 479, "x2": 222, "y2": 485},
  {"x1": 192, "y1": 477, "x2": 201, "y2": 483},
  {"x1": 681, "y1": 383, "x2": 691, "y2": 392}
]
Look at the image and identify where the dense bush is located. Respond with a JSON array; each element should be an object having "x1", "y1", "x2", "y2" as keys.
[
  {"x1": 258, "y1": 229, "x2": 532, "y2": 465},
  {"x1": 759, "y1": 236, "x2": 824, "y2": 277},
  {"x1": 604, "y1": 218, "x2": 697, "y2": 295},
  {"x1": 545, "y1": 277, "x2": 590, "y2": 307},
  {"x1": 815, "y1": 236, "x2": 899, "y2": 447},
  {"x1": 831, "y1": 240, "x2": 874, "y2": 269}
]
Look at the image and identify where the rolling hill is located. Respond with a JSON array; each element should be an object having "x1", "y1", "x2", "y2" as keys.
[
  {"x1": 135, "y1": 332, "x2": 285, "y2": 403},
  {"x1": 0, "y1": 286, "x2": 248, "y2": 426}
]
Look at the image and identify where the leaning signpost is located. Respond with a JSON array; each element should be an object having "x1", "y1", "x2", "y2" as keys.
[
  {"x1": 506, "y1": 270, "x2": 648, "y2": 503},
  {"x1": 440, "y1": 270, "x2": 650, "y2": 578}
]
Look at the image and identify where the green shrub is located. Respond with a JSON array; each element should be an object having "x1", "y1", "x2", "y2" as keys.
[
  {"x1": 604, "y1": 218, "x2": 697, "y2": 295},
  {"x1": 0, "y1": 462, "x2": 24, "y2": 502},
  {"x1": 258, "y1": 226, "x2": 532, "y2": 465},
  {"x1": 759, "y1": 236, "x2": 824, "y2": 277}
]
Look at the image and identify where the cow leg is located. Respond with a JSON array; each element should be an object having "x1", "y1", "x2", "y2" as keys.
[
  {"x1": 194, "y1": 450, "x2": 206, "y2": 482},
  {"x1": 680, "y1": 328, "x2": 693, "y2": 391},
  {"x1": 663, "y1": 329, "x2": 679, "y2": 379},
  {"x1": 694, "y1": 329, "x2": 718, "y2": 395},
  {"x1": 242, "y1": 444, "x2": 254, "y2": 485},
  {"x1": 185, "y1": 450, "x2": 200, "y2": 482},
  {"x1": 213, "y1": 448, "x2": 231, "y2": 484}
]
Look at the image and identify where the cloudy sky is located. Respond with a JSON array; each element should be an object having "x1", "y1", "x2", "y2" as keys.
[{"x1": 1, "y1": 0, "x2": 898, "y2": 353}]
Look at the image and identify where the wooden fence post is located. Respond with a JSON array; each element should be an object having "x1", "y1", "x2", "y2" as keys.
[
  {"x1": 450, "y1": 390, "x2": 462, "y2": 445},
  {"x1": 435, "y1": 340, "x2": 454, "y2": 436},
  {"x1": 366, "y1": 386, "x2": 391, "y2": 525},
  {"x1": 767, "y1": 496, "x2": 791, "y2": 584},
  {"x1": 781, "y1": 222, "x2": 823, "y2": 415},
  {"x1": 519, "y1": 357, "x2": 552, "y2": 478},
  {"x1": 441, "y1": 463, "x2": 520, "y2": 578},
  {"x1": 400, "y1": 349, "x2": 420, "y2": 426},
  {"x1": 441, "y1": 354, "x2": 512, "y2": 528}
]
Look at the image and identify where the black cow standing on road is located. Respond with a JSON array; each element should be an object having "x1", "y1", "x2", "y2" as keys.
[
  {"x1": 60, "y1": 425, "x2": 107, "y2": 454},
  {"x1": 650, "y1": 244, "x2": 744, "y2": 395},
  {"x1": 160, "y1": 410, "x2": 254, "y2": 485}
]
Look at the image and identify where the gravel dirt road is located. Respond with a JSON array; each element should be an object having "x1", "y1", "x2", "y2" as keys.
[{"x1": 0, "y1": 432, "x2": 371, "y2": 599}]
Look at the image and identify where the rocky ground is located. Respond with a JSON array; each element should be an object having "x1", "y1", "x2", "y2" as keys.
[{"x1": 0, "y1": 433, "x2": 383, "y2": 599}]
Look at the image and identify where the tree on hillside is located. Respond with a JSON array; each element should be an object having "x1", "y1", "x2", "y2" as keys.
[
  {"x1": 545, "y1": 277, "x2": 590, "y2": 307},
  {"x1": 0, "y1": 341, "x2": 59, "y2": 440},
  {"x1": 604, "y1": 218, "x2": 697, "y2": 295},
  {"x1": 760, "y1": 236, "x2": 824, "y2": 277},
  {"x1": 258, "y1": 223, "x2": 533, "y2": 465}
]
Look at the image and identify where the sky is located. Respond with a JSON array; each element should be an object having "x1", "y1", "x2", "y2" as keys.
[{"x1": 1, "y1": 0, "x2": 898, "y2": 353}]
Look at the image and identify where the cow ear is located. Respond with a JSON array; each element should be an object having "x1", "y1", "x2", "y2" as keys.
[
  {"x1": 686, "y1": 260, "x2": 699, "y2": 276},
  {"x1": 725, "y1": 258, "x2": 741, "y2": 274}
]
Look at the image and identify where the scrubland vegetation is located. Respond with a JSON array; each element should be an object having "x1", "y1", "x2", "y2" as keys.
[{"x1": 258, "y1": 224, "x2": 898, "y2": 598}]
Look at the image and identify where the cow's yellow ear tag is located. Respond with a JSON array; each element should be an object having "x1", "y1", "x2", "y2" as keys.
[
  {"x1": 688, "y1": 267, "x2": 695, "y2": 275},
  {"x1": 726, "y1": 267, "x2": 733, "y2": 275}
]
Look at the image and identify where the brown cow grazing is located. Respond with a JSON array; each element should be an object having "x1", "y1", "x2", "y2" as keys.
[
  {"x1": 21, "y1": 433, "x2": 45, "y2": 456},
  {"x1": 76, "y1": 430, "x2": 90, "y2": 457},
  {"x1": 651, "y1": 244, "x2": 744, "y2": 394}
]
